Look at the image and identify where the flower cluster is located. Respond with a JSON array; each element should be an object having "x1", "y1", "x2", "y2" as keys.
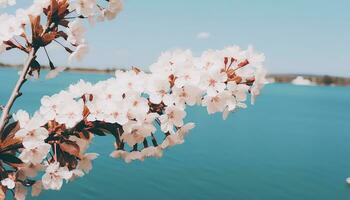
[
  {"x1": 0, "y1": 46, "x2": 266, "y2": 199},
  {"x1": 0, "y1": 1, "x2": 267, "y2": 199},
  {"x1": 0, "y1": 0, "x2": 122, "y2": 78}
]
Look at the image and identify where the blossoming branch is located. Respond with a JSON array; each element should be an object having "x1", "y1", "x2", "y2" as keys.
[
  {"x1": 1, "y1": 45, "x2": 266, "y2": 199},
  {"x1": 1, "y1": 0, "x2": 123, "y2": 199},
  {"x1": 0, "y1": 0, "x2": 267, "y2": 199}
]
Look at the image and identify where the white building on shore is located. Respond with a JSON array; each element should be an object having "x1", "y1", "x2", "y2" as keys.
[{"x1": 291, "y1": 76, "x2": 315, "y2": 86}]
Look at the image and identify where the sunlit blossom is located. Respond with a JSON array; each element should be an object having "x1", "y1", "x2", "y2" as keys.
[
  {"x1": 1, "y1": 177, "x2": 15, "y2": 189},
  {"x1": 42, "y1": 162, "x2": 72, "y2": 190}
]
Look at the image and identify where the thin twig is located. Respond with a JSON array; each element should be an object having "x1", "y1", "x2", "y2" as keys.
[
  {"x1": 0, "y1": 49, "x2": 36, "y2": 135},
  {"x1": 54, "y1": 143, "x2": 57, "y2": 162},
  {"x1": 43, "y1": 46, "x2": 51, "y2": 62}
]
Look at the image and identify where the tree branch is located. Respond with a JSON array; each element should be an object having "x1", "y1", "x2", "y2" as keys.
[{"x1": 0, "y1": 49, "x2": 36, "y2": 134}]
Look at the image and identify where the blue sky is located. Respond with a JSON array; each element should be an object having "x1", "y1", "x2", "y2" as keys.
[{"x1": 1, "y1": 0, "x2": 350, "y2": 76}]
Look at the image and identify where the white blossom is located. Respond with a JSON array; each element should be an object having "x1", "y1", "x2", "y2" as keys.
[
  {"x1": 110, "y1": 149, "x2": 126, "y2": 159},
  {"x1": 77, "y1": 153, "x2": 99, "y2": 173},
  {"x1": 171, "y1": 85, "x2": 202, "y2": 108},
  {"x1": 115, "y1": 70, "x2": 145, "y2": 94},
  {"x1": 67, "y1": 20, "x2": 86, "y2": 45},
  {"x1": 15, "y1": 126, "x2": 48, "y2": 147},
  {"x1": 122, "y1": 113, "x2": 158, "y2": 146},
  {"x1": 42, "y1": 162, "x2": 72, "y2": 190},
  {"x1": 125, "y1": 94, "x2": 149, "y2": 121},
  {"x1": 250, "y1": 68, "x2": 267, "y2": 104},
  {"x1": 19, "y1": 143, "x2": 50, "y2": 164},
  {"x1": 177, "y1": 122, "x2": 195, "y2": 138},
  {"x1": 56, "y1": 99, "x2": 84, "y2": 128},
  {"x1": 159, "y1": 106, "x2": 186, "y2": 133},
  {"x1": 68, "y1": 43, "x2": 89, "y2": 63},
  {"x1": 1, "y1": 178, "x2": 15, "y2": 189},
  {"x1": 123, "y1": 151, "x2": 144, "y2": 163},
  {"x1": 160, "y1": 134, "x2": 184, "y2": 149},
  {"x1": 102, "y1": 101, "x2": 129, "y2": 125},
  {"x1": 68, "y1": 0, "x2": 97, "y2": 17},
  {"x1": 160, "y1": 123, "x2": 195, "y2": 149},
  {"x1": 0, "y1": 13, "x2": 23, "y2": 42},
  {"x1": 200, "y1": 71, "x2": 227, "y2": 96},
  {"x1": 150, "y1": 49, "x2": 193, "y2": 76},
  {"x1": 13, "y1": 109, "x2": 30, "y2": 128},
  {"x1": 202, "y1": 91, "x2": 230, "y2": 114},
  {"x1": 147, "y1": 77, "x2": 171, "y2": 104},
  {"x1": 68, "y1": 79, "x2": 93, "y2": 98},
  {"x1": 86, "y1": 100, "x2": 106, "y2": 122},
  {"x1": 103, "y1": 0, "x2": 123, "y2": 20},
  {"x1": 45, "y1": 67, "x2": 66, "y2": 80},
  {"x1": 39, "y1": 92, "x2": 71, "y2": 121},
  {"x1": 174, "y1": 68, "x2": 200, "y2": 88},
  {"x1": 141, "y1": 146, "x2": 163, "y2": 158}
]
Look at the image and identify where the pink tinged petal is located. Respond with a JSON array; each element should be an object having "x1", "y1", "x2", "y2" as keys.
[
  {"x1": 31, "y1": 181, "x2": 42, "y2": 197},
  {"x1": 216, "y1": 83, "x2": 226, "y2": 92},
  {"x1": 85, "y1": 153, "x2": 99, "y2": 160},
  {"x1": 15, "y1": 129, "x2": 29, "y2": 139},
  {"x1": 40, "y1": 96, "x2": 51, "y2": 106},
  {"x1": 14, "y1": 183, "x2": 27, "y2": 200},
  {"x1": 1, "y1": 178, "x2": 15, "y2": 189},
  {"x1": 222, "y1": 107, "x2": 230, "y2": 120},
  {"x1": 116, "y1": 115, "x2": 128, "y2": 125},
  {"x1": 207, "y1": 87, "x2": 218, "y2": 97},
  {"x1": 149, "y1": 94, "x2": 162, "y2": 104},
  {"x1": 110, "y1": 150, "x2": 126, "y2": 158}
]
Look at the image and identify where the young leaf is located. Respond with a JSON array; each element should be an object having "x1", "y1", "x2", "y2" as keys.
[
  {"x1": 0, "y1": 153, "x2": 24, "y2": 168},
  {"x1": 88, "y1": 127, "x2": 106, "y2": 136},
  {"x1": 59, "y1": 141, "x2": 80, "y2": 158},
  {"x1": 1, "y1": 121, "x2": 19, "y2": 142}
]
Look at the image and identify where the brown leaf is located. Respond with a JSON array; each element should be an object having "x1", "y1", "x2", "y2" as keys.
[
  {"x1": 0, "y1": 139, "x2": 22, "y2": 153},
  {"x1": 57, "y1": 31, "x2": 68, "y2": 40},
  {"x1": 28, "y1": 60, "x2": 41, "y2": 79},
  {"x1": 29, "y1": 15, "x2": 43, "y2": 44},
  {"x1": 78, "y1": 130, "x2": 91, "y2": 140},
  {"x1": 59, "y1": 141, "x2": 80, "y2": 158},
  {"x1": 82, "y1": 105, "x2": 90, "y2": 119},
  {"x1": 47, "y1": 0, "x2": 59, "y2": 24},
  {"x1": 168, "y1": 74, "x2": 176, "y2": 88},
  {"x1": 230, "y1": 76, "x2": 242, "y2": 84},
  {"x1": 3, "y1": 40, "x2": 16, "y2": 49},
  {"x1": 42, "y1": 32, "x2": 57, "y2": 46},
  {"x1": 0, "y1": 186, "x2": 5, "y2": 200},
  {"x1": 238, "y1": 59, "x2": 249, "y2": 68},
  {"x1": 88, "y1": 127, "x2": 107, "y2": 136},
  {"x1": 132, "y1": 67, "x2": 141, "y2": 74},
  {"x1": 58, "y1": 0, "x2": 69, "y2": 17},
  {"x1": 58, "y1": 19, "x2": 69, "y2": 27},
  {"x1": 226, "y1": 68, "x2": 236, "y2": 79},
  {"x1": 50, "y1": 0, "x2": 59, "y2": 14},
  {"x1": 1, "y1": 121, "x2": 19, "y2": 142},
  {"x1": 0, "y1": 153, "x2": 24, "y2": 168}
]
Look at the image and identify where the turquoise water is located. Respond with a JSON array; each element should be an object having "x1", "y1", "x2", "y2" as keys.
[{"x1": 1, "y1": 68, "x2": 350, "y2": 200}]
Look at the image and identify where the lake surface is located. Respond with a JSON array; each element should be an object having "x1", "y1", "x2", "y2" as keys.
[{"x1": 1, "y1": 68, "x2": 350, "y2": 200}]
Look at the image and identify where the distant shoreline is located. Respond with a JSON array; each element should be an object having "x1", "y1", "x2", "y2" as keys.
[
  {"x1": 0, "y1": 62, "x2": 117, "y2": 75},
  {"x1": 267, "y1": 74, "x2": 350, "y2": 86},
  {"x1": 1, "y1": 62, "x2": 350, "y2": 86}
]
